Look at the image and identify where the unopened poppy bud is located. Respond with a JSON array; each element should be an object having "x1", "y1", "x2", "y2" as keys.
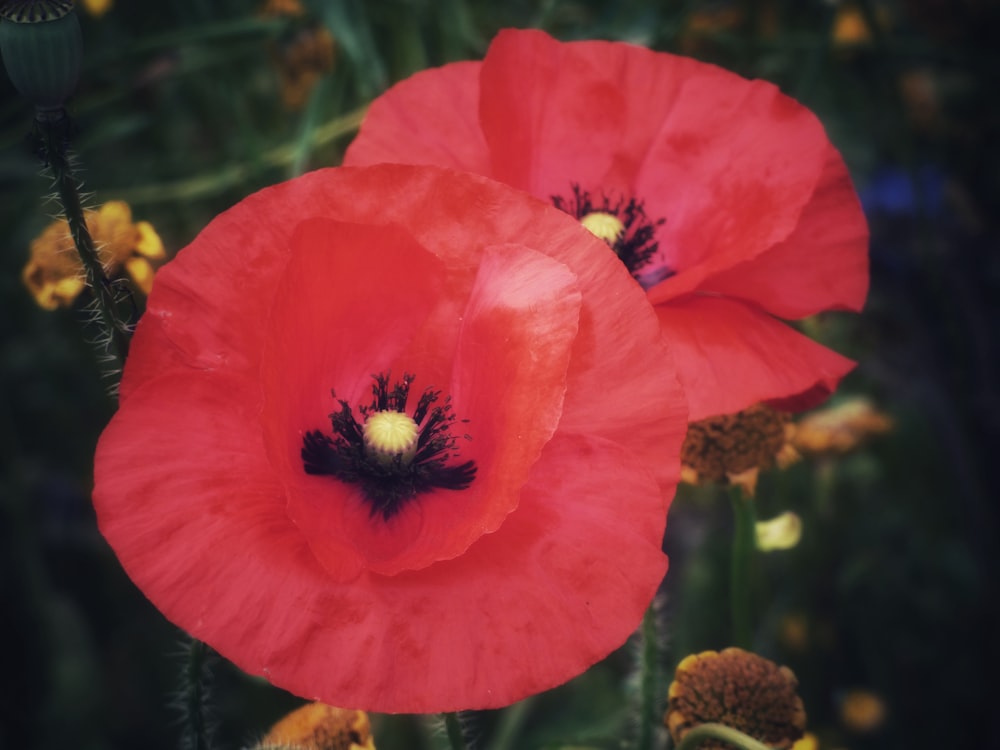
[{"x1": 0, "y1": 0, "x2": 81, "y2": 112}]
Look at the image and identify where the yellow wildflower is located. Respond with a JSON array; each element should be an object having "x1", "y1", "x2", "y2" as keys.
[
  {"x1": 22, "y1": 201, "x2": 164, "y2": 310},
  {"x1": 756, "y1": 511, "x2": 803, "y2": 552}
]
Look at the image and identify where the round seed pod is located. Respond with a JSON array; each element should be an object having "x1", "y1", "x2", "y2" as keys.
[{"x1": 0, "y1": 1, "x2": 81, "y2": 111}]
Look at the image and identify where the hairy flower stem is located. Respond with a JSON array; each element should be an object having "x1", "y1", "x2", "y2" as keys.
[
  {"x1": 675, "y1": 723, "x2": 773, "y2": 750},
  {"x1": 181, "y1": 638, "x2": 212, "y2": 750},
  {"x1": 443, "y1": 712, "x2": 468, "y2": 750},
  {"x1": 36, "y1": 110, "x2": 131, "y2": 367},
  {"x1": 635, "y1": 604, "x2": 661, "y2": 750},
  {"x1": 730, "y1": 486, "x2": 757, "y2": 650}
]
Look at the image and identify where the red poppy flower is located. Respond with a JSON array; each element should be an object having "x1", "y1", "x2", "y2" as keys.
[
  {"x1": 343, "y1": 29, "x2": 869, "y2": 422},
  {"x1": 93, "y1": 164, "x2": 687, "y2": 712}
]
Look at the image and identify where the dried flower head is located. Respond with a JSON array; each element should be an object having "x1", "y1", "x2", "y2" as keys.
[
  {"x1": 680, "y1": 404, "x2": 799, "y2": 495},
  {"x1": 253, "y1": 702, "x2": 374, "y2": 750},
  {"x1": 22, "y1": 200, "x2": 164, "y2": 309},
  {"x1": 666, "y1": 648, "x2": 807, "y2": 749}
]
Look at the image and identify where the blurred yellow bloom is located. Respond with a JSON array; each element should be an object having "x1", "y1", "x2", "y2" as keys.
[
  {"x1": 681, "y1": 404, "x2": 800, "y2": 496},
  {"x1": 756, "y1": 511, "x2": 803, "y2": 552},
  {"x1": 792, "y1": 733, "x2": 819, "y2": 750},
  {"x1": 833, "y1": 2, "x2": 893, "y2": 48},
  {"x1": 262, "y1": 0, "x2": 336, "y2": 110},
  {"x1": 833, "y1": 5, "x2": 873, "y2": 46},
  {"x1": 666, "y1": 648, "x2": 807, "y2": 750},
  {"x1": 840, "y1": 689, "x2": 887, "y2": 733},
  {"x1": 22, "y1": 201, "x2": 165, "y2": 310},
  {"x1": 254, "y1": 702, "x2": 375, "y2": 750},
  {"x1": 677, "y1": 1, "x2": 781, "y2": 56},
  {"x1": 779, "y1": 613, "x2": 811, "y2": 653},
  {"x1": 792, "y1": 398, "x2": 893, "y2": 456},
  {"x1": 81, "y1": 0, "x2": 114, "y2": 18}
]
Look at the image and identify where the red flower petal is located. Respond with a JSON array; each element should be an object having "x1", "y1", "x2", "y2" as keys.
[
  {"x1": 347, "y1": 61, "x2": 490, "y2": 172},
  {"x1": 94, "y1": 164, "x2": 684, "y2": 712},
  {"x1": 478, "y1": 29, "x2": 830, "y2": 274},
  {"x1": 676, "y1": 145, "x2": 870, "y2": 318},
  {"x1": 655, "y1": 295, "x2": 856, "y2": 422},
  {"x1": 263, "y1": 220, "x2": 584, "y2": 577},
  {"x1": 343, "y1": 29, "x2": 869, "y2": 424},
  {"x1": 99, "y1": 409, "x2": 667, "y2": 710}
]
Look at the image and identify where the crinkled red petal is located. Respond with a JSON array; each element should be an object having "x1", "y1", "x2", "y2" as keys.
[
  {"x1": 690, "y1": 144, "x2": 870, "y2": 318},
  {"x1": 263, "y1": 220, "x2": 583, "y2": 577},
  {"x1": 343, "y1": 29, "x2": 864, "y2": 425},
  {"x1": 94, "y1": 164, "x2": 682, "y2": 712},
  {"x1": 656, "y1": 295, "x2": 856, "y2": 422},
  {"x1": 344, "y1": 61, "x2": 489, "y2": 173}
]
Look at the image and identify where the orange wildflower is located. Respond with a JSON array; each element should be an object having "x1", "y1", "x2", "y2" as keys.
[
  {"x1": 840, "y1": 689, "x2": 888, "y2": 733},
  {"x1": 262, "y1": 0, "x2": 336, "y2": 110},
  {"x1": 80, "y1": 0, "x2": 113, "y2": 18},
  {"x1": 22, "y1": 200, "x2": 164, "y2": 310},
  {"x1": 792, "y1": 397, "x2": 893, "y2": 456},
  {"x1": 255, "y1": 702, "x2": 374, "y2": 750}
]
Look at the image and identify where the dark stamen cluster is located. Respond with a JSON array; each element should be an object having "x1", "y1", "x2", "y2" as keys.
[
  {"x1": 302, "y1": 372, "x2": 476, "y2": 520},
  {"x1": 552, "y1": 184, "x2": 673, "y2": 289}
]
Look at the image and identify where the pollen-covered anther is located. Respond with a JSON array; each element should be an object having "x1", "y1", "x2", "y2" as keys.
[
  {"x1": 363, "y1": 410, "x2": 418, "y2": 462},
  {"x1": 551, "y1": 184, "x2": 670, "y2": 289},
  {"x1": 301, "y1": 372, "x2": 477, "y2": 519},
  {"x1": 580, "y1": 211, "x2": 625, "y2": 245}
]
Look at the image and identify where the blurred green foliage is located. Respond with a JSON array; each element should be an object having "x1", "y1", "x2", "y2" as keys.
[{"x1": 2, "y1": 1, "x2": 998, "y2": 749}]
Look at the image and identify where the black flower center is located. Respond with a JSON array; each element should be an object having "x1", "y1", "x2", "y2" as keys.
[
  {"x1": 302, "y1": 372, "x2": 476, "y2": 520},
  {"x1": 552, "y1": 184, "x2": 674, "y2": 289}
]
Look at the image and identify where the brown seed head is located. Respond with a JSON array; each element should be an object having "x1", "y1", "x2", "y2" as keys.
[
  {"x1": 681, "y1": 405, "x2": 795, "y2": 493},
  {"x1": 665, "y1": 648, "x2": 807, "y2": 750}
]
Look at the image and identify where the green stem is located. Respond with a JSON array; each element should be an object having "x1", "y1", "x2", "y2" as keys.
[
  {"x1": 636, "y1": 604, "x2": 660, "y2": 750},
  {"x1": 183, "y1": 638, "x2": 211, "y2": 750},
  {"x1": 443, "y1": 712, "x2": 467, "y2": 750},
  {"x1": 490, "y1": 696, "x2": 535, "y2": 750},
  {"x1": 675, "y1": 723, "x2": 773, "y2": 750},
  {"x1": 36, "y1": 110, "x2": 130, "y2": 367},
  {"x1": 729, "y1": 486, "x2": 757, "y2": 650}
]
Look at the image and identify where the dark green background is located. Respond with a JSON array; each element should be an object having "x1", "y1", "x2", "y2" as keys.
[{"x1": 2, "y1": 1, "x2": 996, "y2": 749}]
